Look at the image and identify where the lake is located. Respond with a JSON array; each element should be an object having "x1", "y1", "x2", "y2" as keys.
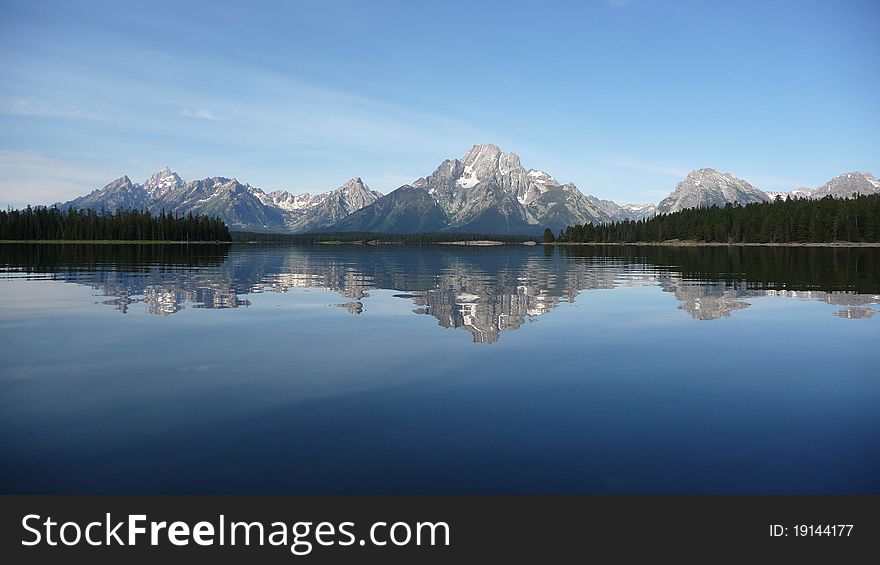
[{"x1": 1, "y1": 243, "x2": 878, "y2": 493}]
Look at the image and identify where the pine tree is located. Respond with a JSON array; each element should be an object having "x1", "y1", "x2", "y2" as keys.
[{"x1": 545, "y1": 194, "x2": 880, "y2": 244}]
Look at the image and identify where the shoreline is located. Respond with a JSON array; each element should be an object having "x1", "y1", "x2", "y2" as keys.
[
  {"x1": 0, "y1": 240, "x2": 232, "y2": 245},
  {"x1": 550, "y1": 240, "x2": 880, "y2": 248},
  {"x1": 2, "y1": 239, "x2": 878, "y2": 248},
  {"x1": 437, "y1": 240, "x2": 513, "y2": 246}
]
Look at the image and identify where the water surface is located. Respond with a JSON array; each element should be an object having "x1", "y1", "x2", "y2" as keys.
[{"x1": 1, "y1": 243, "x2": 878, "y2": 493}]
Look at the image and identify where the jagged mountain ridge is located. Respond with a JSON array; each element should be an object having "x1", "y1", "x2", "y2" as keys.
[
  {"x1": 657, "y1": 168, "x2": 770, "y2": 214},
  {"x1": 586, "y1": 197, "x2": 658, "y2": 222},
  {"x1": 334, "y1": 144, "x2": 613, "y2": 234},
  {"x1": 60, "y1": 171, "x2": 381, "y2": 233},
  {"x1": 663, "y1": 170, "x2": 880, "y2": 211},
  {"x1": 62, "y1": 175, "x2": 151, "y2": 212},
  {"x1": 765, "y1": 172, "x2": 880, "y2": 200},
  {"x1": 332, "y1": 185, "x2": 449, "y2": 233},
  {"x1": 765, "y1": 187, "x2": 814, "y2": 200},
  {"x1": 55, "y1": 146, "x2": 877, "y2": 234},
  {"x1": 810, "y1": 172, "x2": 880, "y2": 199}
]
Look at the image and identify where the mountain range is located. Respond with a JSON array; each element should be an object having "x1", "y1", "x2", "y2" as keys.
[
  {"x1": 56, "y1": 144, "x2": 880, "y2": 234},
  {"x1": 60, "y1": 167, "x2": 382, "y2": 233}
]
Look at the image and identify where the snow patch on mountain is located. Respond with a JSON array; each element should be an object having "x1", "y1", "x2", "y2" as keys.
[{"x1": 144, "y1": 167, "x2": 185, "y2": 198}]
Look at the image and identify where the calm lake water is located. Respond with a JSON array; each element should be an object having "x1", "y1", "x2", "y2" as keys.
[{"x1": 1, "y1": 243, "x2": 878, "y2": 494}]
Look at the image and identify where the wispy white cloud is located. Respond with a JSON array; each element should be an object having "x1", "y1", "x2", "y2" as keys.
[
  {"x1": 0, "y1": 41, "x2": 496, "y2": 199},
  {"x1": 143, "y1": 48, "x2": 172, "y2": 59},
  {"x1": 1, "y1": 99, "x2": 94, "y2": 119},
  {"x1": 0, "y1": 152, "x2": 116, "y2": 207},
  {"x1": 180, "y1": 108, "x2": 225, "y2": 121}
]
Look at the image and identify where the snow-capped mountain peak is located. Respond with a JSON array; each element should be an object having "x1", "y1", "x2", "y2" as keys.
[
  {"x1": 144, "y1": 167, "x2": 185, "y2": 198},
  {"x1": 527, "y1": 169, "x2": 558, "y2": 183},
  {"x1": 454, "y1": 144, "x2": 524, "y2": 189},
  {"x1": 54, "y1": 146, "x2": 877, "y2": 235},
  {"x1": 268, "y1": 190, "x2": 316, "y2": 212},
  {"x1": 335, "y1": 144, "x2": 614, "y2": 234},
  {"x1": 620, "y1": 203, "x2": 659, "y2": 220},
  {"x1": 765, "y1": 187, "x2": 814, "y2": 200}
]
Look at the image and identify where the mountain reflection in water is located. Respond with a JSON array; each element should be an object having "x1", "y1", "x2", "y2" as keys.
[{"x1": 1, "y1": 244, "x2": 878, "y2": 343}]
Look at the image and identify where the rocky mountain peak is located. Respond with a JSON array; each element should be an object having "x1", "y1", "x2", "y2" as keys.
[
  {"x1": 658, "y1": 168, "x2": 769, "y2": 213},
  {"x1": 58, "y1": 174, "x2": 147, "y2": 212},
  {"x1": 55, "y1": 143, "x2": 877, "y2": 236},
  {"x1": 812, "y1": 171, "x2": 880, "y2": 198},
  {"x1": 328, "y1": 177, "x2": 381, "y2": 215},
  {"x1": 461, "y1": 143, "x2": 502, "y2": 165},
  {"x1": 100, "y1": 175, "x2": 137, "y2": 193},
  {"x1": 337, "y1": 177, "x2": 369, "y2": 194},
  {"x1": 684, "y1": 168, "x2": 726, "y2": 184},
  {"x1": 268, "y1": 190, "x2": 315, "y2": 212},
  {"x1": 338, "y1": 144, "x2": 612, "y2": 234},
  {"x1": 144, "y1": 167, "x2": 185, "y2": 197},
  {"x1": 527, "y1": 169, "x2": 559, "y2": 184},
  {"x1": 458, "y1": 144, "x2": 523, "y2": 184}
]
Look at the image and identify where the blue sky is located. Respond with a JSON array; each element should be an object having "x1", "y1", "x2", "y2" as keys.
[{"x1": 1, "y1": 0, "x2": 878, "y2": 207}]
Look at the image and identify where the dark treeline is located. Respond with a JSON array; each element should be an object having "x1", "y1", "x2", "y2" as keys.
[
  {"x1": 0, "y1": 243, "x2": 230, "y2": 274},
  {"x1": 556, "y1": 245, "x2": 880, "y2": 294},
  {"x1": 0, "y1": 206, "x2": 232, "y2": 241},
  {"x1": 553, "y1": 194, "x2": 880, "y2": 243},
  {"x1": 232, "y1": 231, "x2": 536, "y2": 244}
]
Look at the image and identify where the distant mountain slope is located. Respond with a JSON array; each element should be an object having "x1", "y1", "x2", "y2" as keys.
[
  {"x1": 587, "y1": 197, "x2": 658, "y2": 221},
  {"x1": 658, "y1": 170, "x2": 880, "y2": 215},
  {"x1": 331, "y1": 144, "x2": 613, "y2": 234},
  {"x1": 62, "y1": 176, "x2": 150, "y2": 212},
  {"x1": 58, "y1": 170, "x2": 381, "y2": 233},
  {"x1": 331, "y1": 185, "x2": 449, "y2": 233},
  {"x1": 811, "y1": 172, "x2": 880, "y2": 199},
  {"x1": 619, "y1": 203, "x2": 659, "y2": 221},
  {"x1": 765, "y1": 187, "x2": 814, "y2": 200},
  {"x1": 657, "y1": 168, "x2": 769, "y2": 213},
  {"x1": 283, "y1": 178, "x2": 383, "y2": 232},
  {"x1": 152, "y1": 177, "x2": 288, "y2": 231},
  {"x1": 753, "y1": 173, "x2": 880, "y2": 203},
  {"x1": 52, "y1": 148, "x2": 877, "y2": 234}
]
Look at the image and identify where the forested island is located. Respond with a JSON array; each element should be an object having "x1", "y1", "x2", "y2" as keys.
[
  {"x1": 549, "y1": 194, "x2": 880, "y2": 244},
  {"x1": 0, "y1": 207, "x2": 231, "y2": 242}
]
